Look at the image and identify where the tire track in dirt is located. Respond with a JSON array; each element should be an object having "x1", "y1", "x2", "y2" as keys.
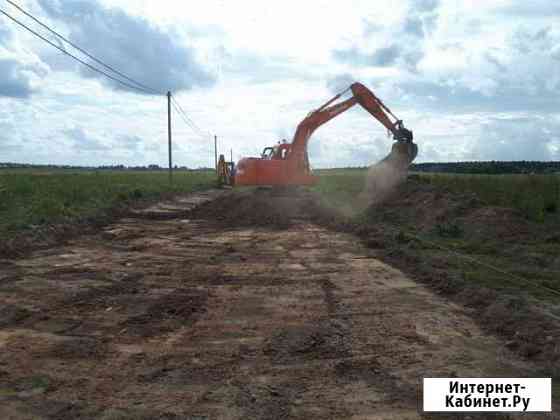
[{"x1": 0, "y1": 189, "x2": 554, "y2": 419}]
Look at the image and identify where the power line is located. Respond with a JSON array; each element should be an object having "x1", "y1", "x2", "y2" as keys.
[
  {"x1": 171, "y1": 96, "x2": 204, "y2": 134},
  {"x1": 170, "y1": 99, "x2": 208, "y2": 140},
  {"x1": 170, "y1": 99, "x2": 196, "y2": 131},
  {"x1": 170, "y1": 95, "x2": 210, "y2": 140},
  {"x1": 2, "y1": 4, "x2": 216, "y2": 150},
  {"x1": 0, "y1": 7, "x2": 155, "y2": 95},
  {"x1": 5, "y1": 0, "x2": 162, "y2": 96}
]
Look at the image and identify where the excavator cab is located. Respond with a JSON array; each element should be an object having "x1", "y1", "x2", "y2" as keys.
[
  {"x1": 261, "y1": 147, "x2": 275, "y2": 160},
  {"x1": 261, "y1": 142, "x2": 290, "y2": 160}
]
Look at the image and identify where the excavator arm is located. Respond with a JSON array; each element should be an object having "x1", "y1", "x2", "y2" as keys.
[{"x1": 290, "y1": 82, "x2": 413, "y2": 157}]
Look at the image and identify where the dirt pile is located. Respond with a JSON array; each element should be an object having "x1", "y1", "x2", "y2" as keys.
[
  {"x1": 362, "y1": 178, "x2": 533, "y2": 241},
  {"x1": 263, "y1": 319, "x2": 351, "y2": 363},
  {"x1": 188, "y1": 188, "x2": 316, "y2": 229}
]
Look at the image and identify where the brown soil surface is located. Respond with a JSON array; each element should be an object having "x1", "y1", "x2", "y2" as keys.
[
  {"x1": 0, "y1": 188, "x2": 556, "y2": 419},
  {"x1": 314, "y1": 179, "x2": 560, "y2": 377}
]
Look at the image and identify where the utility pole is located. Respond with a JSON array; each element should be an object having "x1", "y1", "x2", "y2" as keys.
[
  {"x1": 230, "y1": 149, "x2": 233, "y2": 164},
  {"x1": 167, "y1": 91, "x2": 173, "y2": 184},
  {"x1": 214, "y1": 135, "x2": 218, "y2": 174}
]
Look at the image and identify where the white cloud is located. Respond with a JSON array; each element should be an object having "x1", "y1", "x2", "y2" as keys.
[
  {"x1": 0, "y1": 0, "x2": 558, "y2": 167},
  {"x1": 37, "y1": 0, "x2": 215, "y2": 94},
  {"x1": 0, "y1": 16, "x2": 50, "y2": 98}
]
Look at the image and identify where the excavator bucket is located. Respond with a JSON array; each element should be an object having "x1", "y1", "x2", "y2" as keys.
[{"x1": 383, "y1": 141, "x2": 418, "y2": 168}]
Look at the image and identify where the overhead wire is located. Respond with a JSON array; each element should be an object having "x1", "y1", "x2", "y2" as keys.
[
  {"x1": 0, "y1": 7, "x2": 155, "y2": 95},
  {"x1": 1, "y1": 2, "x2": 216, "y2": 161},
  {"x1": 4, "y1": 0, "x2": 163, "y2": 96},
  {"x1": 170, "y1": 99, "x2": 207, "y2": 140},
  {"x1": 170, "y1": 95, "x2": 210, "y2": 140},
  {"x1": 171, "y1": 96, "x2": 205, "y2": 134}
]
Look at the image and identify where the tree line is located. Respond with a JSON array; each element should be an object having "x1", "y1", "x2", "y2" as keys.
[
  {"x1": 0, "y1": 163, "x2": 211, "y2": 171},
  {"x1": 410, "y1": 161, "x2": 560, "y2": 174}
]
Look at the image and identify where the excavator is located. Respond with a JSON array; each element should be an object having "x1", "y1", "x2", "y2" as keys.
[{"x1": 219, "y1": 82, "x2": 417, "y2": 186}]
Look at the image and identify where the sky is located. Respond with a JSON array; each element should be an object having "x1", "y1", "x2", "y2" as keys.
[{"x1": 0, "y1": 0, "x2": 559, "y2": 168}]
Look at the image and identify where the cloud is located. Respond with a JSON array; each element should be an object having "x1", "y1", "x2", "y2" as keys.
[
  {"x1": 496, "y1": 1, "x2": 560, "y2": 17},
  {"x1": 64, "y1": 127, "x2": 109, "y2": 151},
  {"x1": 0, "y1": 59, "x2": 36, "y2": 98},
  {"x1": 38, "y1": 0, "x2": 215, "y2": 94},
  {"x1": 353, "y1": 24, "x2": 560, "y2": 115},
  {"x1": 0, "y1": 19, "x2": 49, "y2": 98},
  {"x1": 333, "y1": 48, "x2": 419, "y2": 74},
  {"x1": 307, "y1": 135, "x2": 323, "y2": 159},
  {"x1": 0, "y1": 24, "x2": 11, "y2": 42},
  {"x1": 118, "y1": 135, "x2": 143, "y2": 150},
  {"x1": 363, "y1": 20, "x2": 383, "y2": 36},
  {"x1": 325, "y1": 73, "x2": 356, "y2": 94},
  {"x1": 411, "y1": 0, "x2": 439, "y2": 13},
  {"x1": 331, "y1": 0, "x2": 441, "y2": 73},
  {"x1": 217, "y1": 46, "x2": 311, "y2": 83},
  {"x1": 471, "y1": 116, "x2": 559, "y2": 161},
  {"x1": 403, "y1": 17, "x2": 424, "y2": 38},
  {"x1": 408, "y1": 0, "x2": 440, "y2": 36},
  {"x1": 0, "y1": 125, "x2": 22, "y2": 152},
  {"x1": 332, "y1": 44, "x2": 407, "y2": 68},
  {"x1": 372, "y1": 45, "x2": 401, "y2": 66},
  {"x1": 551, "y1": 45, "x2": 560, "y2": 60},
  {"x1": 332, "y1": 47, "x2": 371, "y2": 67},
  {"x1": 3, "y1": 1, "x2": 560, "y2": 167}
]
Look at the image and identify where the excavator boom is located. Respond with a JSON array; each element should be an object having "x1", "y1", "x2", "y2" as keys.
[
  {"x1": 290, "y1": 82, "x2": 413, "y2": 157},
  {"x1": 231, "y1": 82, "x2": 417, "y2": 186}
]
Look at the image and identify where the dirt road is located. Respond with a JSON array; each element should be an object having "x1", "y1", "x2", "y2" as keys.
[{"x1": 0, "y1": 190, "x2": 548, "y2": 419}]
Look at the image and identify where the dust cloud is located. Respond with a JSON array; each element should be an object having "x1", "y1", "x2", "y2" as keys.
[
  {"x1": 330, "y1": 145, "x2": 414, "y2": 218},
  {"x1": 364, "y1": 159, "x2": 408, "y2": 204},
  {"x1": 361, "y1": 144, "x2": 415, "y2": 206}
]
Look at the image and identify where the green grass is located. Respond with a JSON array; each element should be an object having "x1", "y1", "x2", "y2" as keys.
[
  {"x1": 314, "y1": 169, "x2": 560, "y2": 222},
  {"x1": 312, "y1": 169, "x2": 367, "y2": 209},
  {"x1": 0, "y1": 170, "x2": 216, "y2": 238},
  {"x1": 419, "y1": 172, "x2": 560, "y2": 222}
]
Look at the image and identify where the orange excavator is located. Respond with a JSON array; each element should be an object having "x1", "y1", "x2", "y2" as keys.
[{"x1": 223, "y1": 82, "x2": 417, "y2": 186}]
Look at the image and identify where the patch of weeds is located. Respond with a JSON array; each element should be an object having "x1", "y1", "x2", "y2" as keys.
[
  {"x1": 552, "y1": 379, "x2": 560, "y2": 402},
  {"x1": 458, "y1": 241, "x2": 500, "y2": 256},
  {"x1": 461, "y1": 269, "x2": 514, "y2": 292},
  {"x1": 435, "y1": 221, "x2": 463, "y2": 238},
  {"x1": 11, "y1": 374, "x2": 52, "y2": 394},
  {"x1": 545, "y1": 234, "x2": 560, "y2": 244},
  {"x1": 131, "y1": 188, "x2": 143, "y2": 199},
  {"x1": 544, "y1": 201, "x2": 557, "y2": 214},
  {"x1": 116, "y1": 191, "x2": 130, "y2": 202},
  {"x1": 395, "y1": 230, "x2": 409, "y2": 243}
]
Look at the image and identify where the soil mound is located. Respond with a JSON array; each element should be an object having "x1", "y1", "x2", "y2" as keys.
[
  {"x1": 188, "y1": 188, "x2": 316, "y2": 228},
  {"x1": 363, "y1": 179, "x2": 532, "y2": 241}
]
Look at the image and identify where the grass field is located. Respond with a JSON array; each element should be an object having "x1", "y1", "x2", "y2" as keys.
[
  {"x1": 421, "y1": 172, "x2": 560, "y2": 222},
  {"x1": 315, "y1": 169, "x2": 560, "y2": 222},
  {"x1": 3, "y1": 167, "x2": 557, "y2": 239},
  {"x1": 0, "y1": 170, "x2": 216, "y2": 238}
]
